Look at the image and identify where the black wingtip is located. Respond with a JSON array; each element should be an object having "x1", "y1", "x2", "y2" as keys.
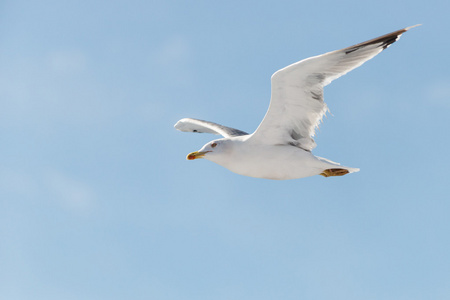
[{"x1": 344, "y1": 25, "x2": 420, "y2": 54}]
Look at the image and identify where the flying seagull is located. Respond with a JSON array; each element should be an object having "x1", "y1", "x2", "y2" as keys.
[{"x1": 174, "y1": 25, "x2": 419, "y2": 180}]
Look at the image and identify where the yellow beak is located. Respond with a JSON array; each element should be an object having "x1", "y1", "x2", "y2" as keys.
[{"x1": 186, "y1": 151, "x2": 210, "y2": 160}]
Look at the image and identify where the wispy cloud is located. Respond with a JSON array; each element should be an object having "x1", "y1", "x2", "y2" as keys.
[
  {"x1": 0, "y1": 48, "x2": 126, "y2": 130},
  {"x1": 153, "y1": 35, "x2": 191, "y2": 66},
  {"x1": 427, "y1": 79, "x2": 450, "y2": 108},
  {"x1": 48, "y1": 50, "x2": 87, "y2": 74},
  {"x1": 0, "y1": 168, "x2": 39, "y2": 198},
  {"x1": 150, "y1": 35, "x2": 194, "y2": 87},
  {"x1": 44, "y1": 169, "x2": 96, "y2": 214},
  {"x1": 0, "y1": 167, "x2": 97, "y2": 215}
]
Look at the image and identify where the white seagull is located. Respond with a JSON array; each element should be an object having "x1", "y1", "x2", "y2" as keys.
[{"x1": 174, "y1": 25, "x2": 419, "y2": 180}]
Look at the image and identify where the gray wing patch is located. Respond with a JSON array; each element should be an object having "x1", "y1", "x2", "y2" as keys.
[{"x1": 174, "y1": 118, "x2": 249, "y2": 138}]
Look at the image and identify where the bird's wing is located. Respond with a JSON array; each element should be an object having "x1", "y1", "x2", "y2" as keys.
[
  {"x1": 250, "y1": 25, "x2": 419, "y2": 151},
  {"x1": 174, "y1": 118, "x2": 249, "y2": 138}
]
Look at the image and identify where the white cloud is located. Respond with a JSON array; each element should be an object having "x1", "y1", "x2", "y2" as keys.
[
  {"x1": 0, "y1": 48, "x2": 124, "y2": 130},
  {"x1": 427, "y1": 79, "x2": 450, "y2": 108},
  {"x1": 43, "y1": 169, "x2": 97, "y2": 214},
  {"x1": 150, "y1": 35, "x2": 195, "y2": 87},
  {"x1": 0, "y1": 168, "x2": 39, "y2": 198},
  {"x1": 153, "y1": 35, "x2": 191, "y2": 66},
  {"x1": 48, "y1": 50, "x2": 87, "y2": 74},
  {"x1": 0, "y1": 167, "x2": 97, "y2": 214}
]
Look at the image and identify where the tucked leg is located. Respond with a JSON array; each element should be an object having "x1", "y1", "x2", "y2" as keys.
[{"x1": 320, "y1": 168, "x2": 350, "y2": 177}]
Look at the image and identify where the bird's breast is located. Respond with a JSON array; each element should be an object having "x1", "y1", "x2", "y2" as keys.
[{"x1": 212, "y1": 144, "x2": 321, "y2": 180}]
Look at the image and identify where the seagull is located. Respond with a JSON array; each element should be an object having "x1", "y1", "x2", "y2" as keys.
[{"x1": 174, "y1": 25, "x2": 419, "y2": 180}]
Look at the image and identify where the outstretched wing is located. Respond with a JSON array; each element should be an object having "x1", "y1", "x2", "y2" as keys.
[
  {"x1": 174, "y1": 118, "x2": 249, "y2": 138},
  {"x1": 250, "y1": 25, "x2": 419, "y2": 151}
]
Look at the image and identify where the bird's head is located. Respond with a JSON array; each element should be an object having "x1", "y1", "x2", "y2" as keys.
[{"x1": 186, "y1": 138, "x2": 231, "y2": 162}]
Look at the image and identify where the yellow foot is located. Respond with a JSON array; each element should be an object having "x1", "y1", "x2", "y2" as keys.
[{"x1": 320, "y1": 168, "x2": 350, "y2": 177}]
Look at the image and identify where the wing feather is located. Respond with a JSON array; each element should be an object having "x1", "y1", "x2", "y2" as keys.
[
  {"x1": 250, "y1": 25, "x2": 419, "y2": 150},
  {"x1": 174, "y1": 118, "x2": 248, "y2": 138}
]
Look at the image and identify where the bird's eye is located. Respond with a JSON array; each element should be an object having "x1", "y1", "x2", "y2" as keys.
[{"x1": 211, "y1": 142, "x2": 217, "y2": 148}]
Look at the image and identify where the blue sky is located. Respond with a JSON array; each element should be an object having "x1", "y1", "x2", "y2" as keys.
[{"x1": 1, "y1": 0, "x2": 450, "y2": 299}]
